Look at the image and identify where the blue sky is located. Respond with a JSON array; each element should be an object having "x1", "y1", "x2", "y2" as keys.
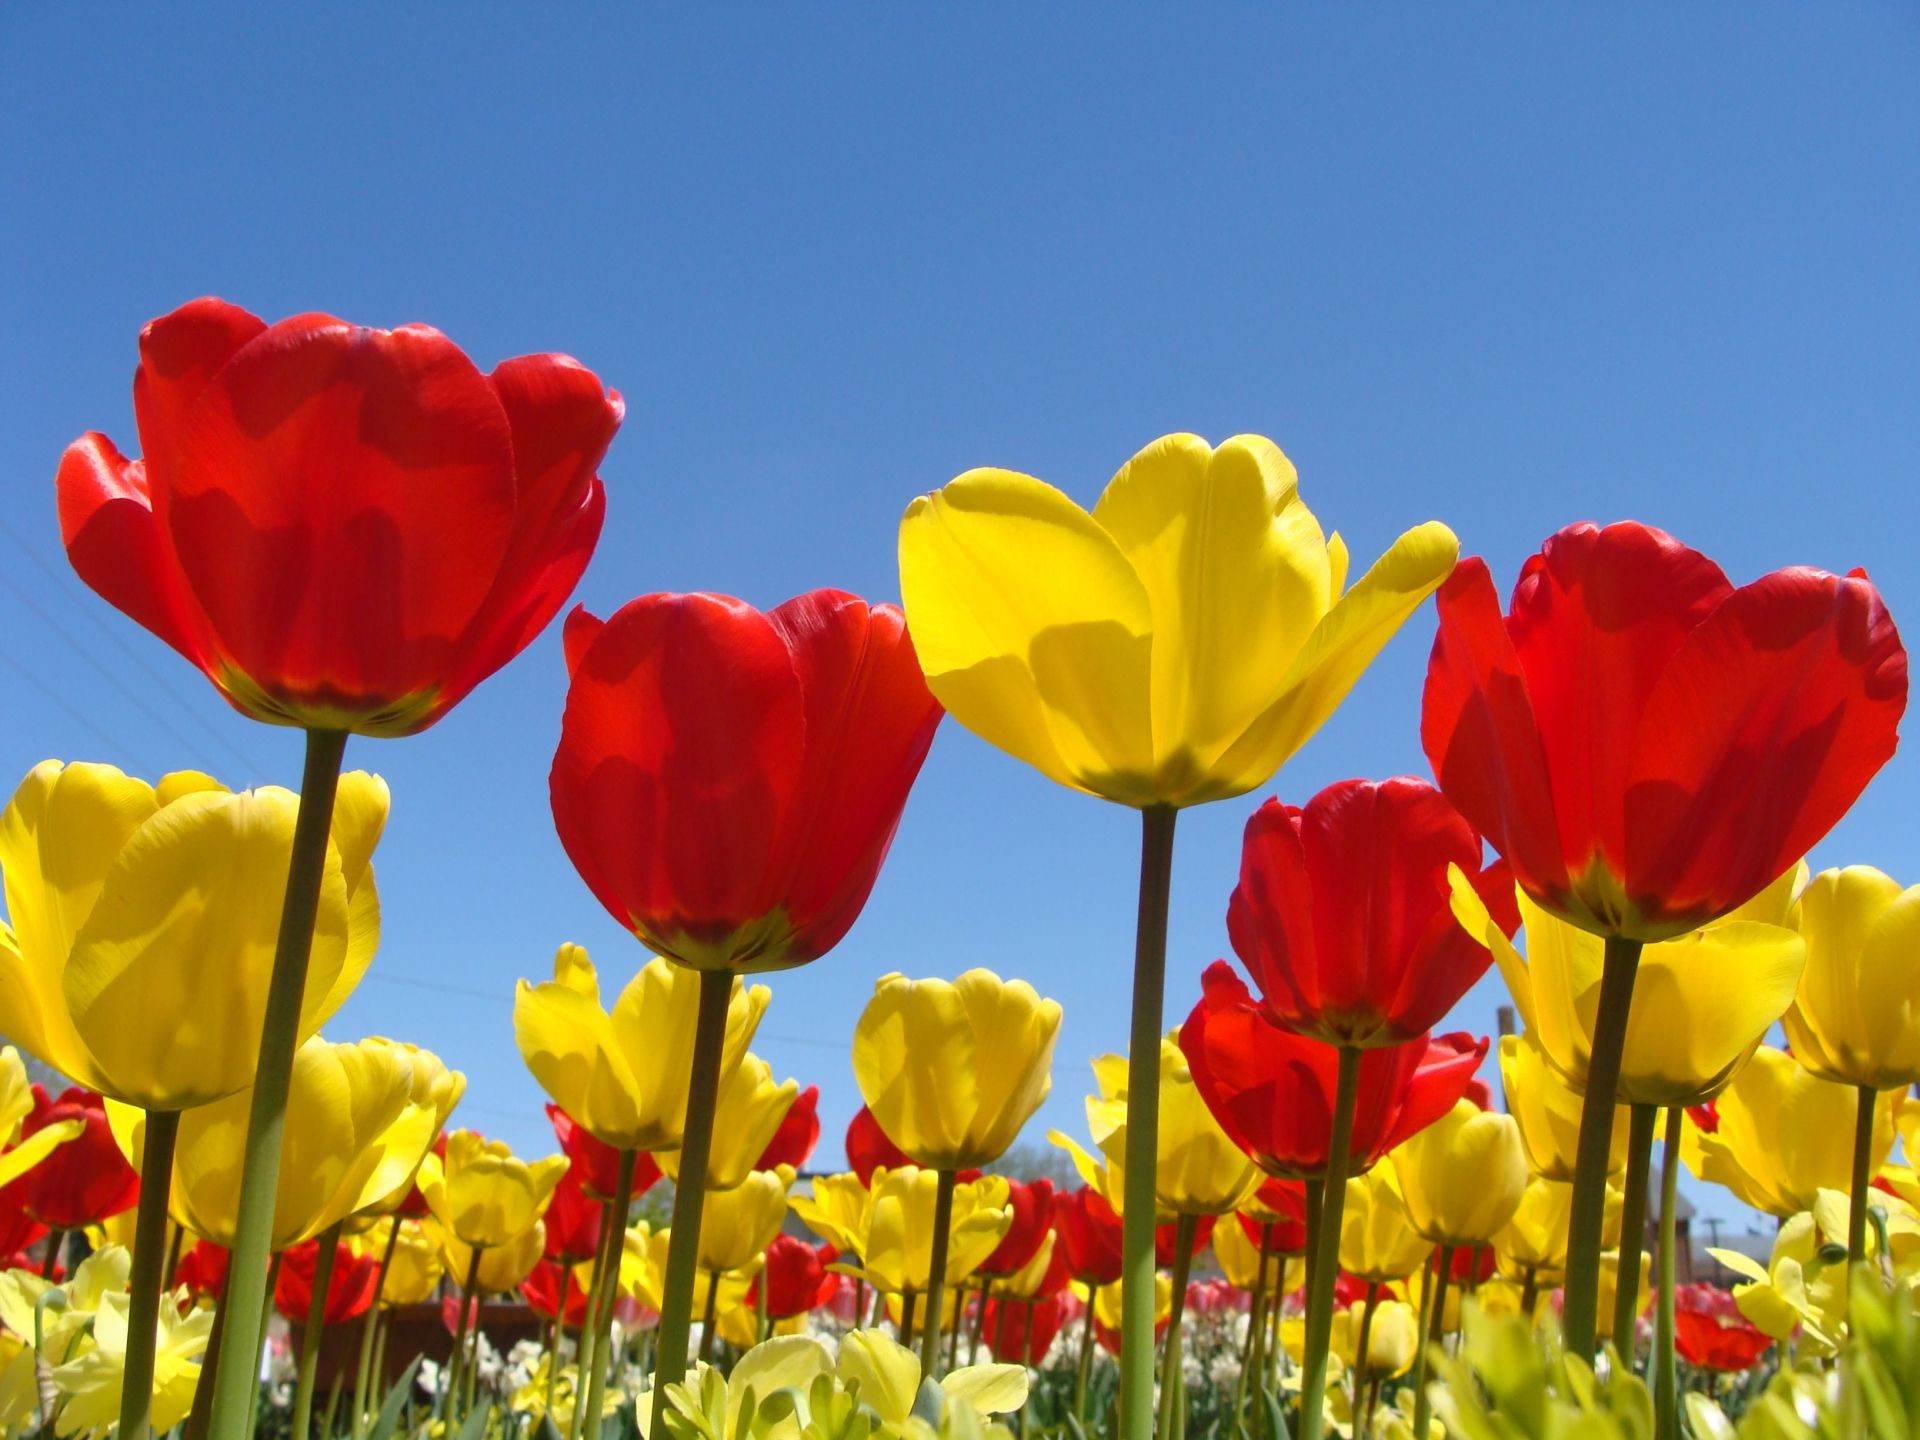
[{"x1": 2, "y1": 6, "x2": 1916, "y2": 1240}]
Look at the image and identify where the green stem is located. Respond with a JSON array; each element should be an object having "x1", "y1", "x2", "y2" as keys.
[
  {"x1": 968, "y1": 1281, "x2": 988, "y2": 1364},
  {"x1": 1234, "y1": 1246, "x2": 1267, "y2": 1429},
  {"x1": 1848, "y1": 1085, "x2": 1877, "y2": 1266},
  {"x1": 698, "y1": 1274, "x2": 720, "y2": 1363},
  {"x1": 568, "y1": 1200, "x2": 614, "y2": 1440},
  {"x1": 1156, "y1": 1214, "x2": 1197, "y2": 1440},
  {"x1": 1410, "y1": 1245, "x2": 1454, "y2": 1440},
  {"x1": 545, "y1": 1266, "x2": 569, "y2": 1420},
  {"x1": 1351, "y1": 1284, "x2": 1378, "y2": 1404},
  {"x1": 946, "y1": 1284, "x2": 963, "y2": 1370},
  {"x1": 206, "y1": 726, "x2": 349, "y2": 1440},
  {"x1": 920, "y1": 1169, "x2": 958, "y2": 1379},
  {"x1": 1612, "y1": 1102, "x2": 1656, "y2": 1366},
  {"x1": 650, "y1": 970, "x2": 732, "y2": 1435},
  {"x1": 900, "y1": 1289, "x2": 918, "y2": 1350},
  {"x1": 1520, "y1": 1266, "x2": 1539, "y2": 1323},
  {"x1": 583, "y1": 1149, "x2": 636, "y2": 1440},
  {"x1": 292, "y1": 1221, "x2": 343, "y2": 1440},
  {"x1": 183, "y1": 1266, "x2": 230, "y2": 1440},
  {"x1": 448, "y1": 1248, "x2": 482, "y2": 1418},
  {"x1": 1299, "y1": 1045, "x2": 1361, "y2": 1440},
  {"x1": 352, "y1": 1215, "x2": 402, "y2": 1440},
  {"x1": 1119, "y1": 805, "x2": 1177, "y2": 1440},
  {"x1": 245, "y1": 1252, "x2": 284, "y2": 1440},
  {"x1": 1561, "y1": 934, "x2": 1643, "y2": 1359},
  {"x1": 1654, "y1": 1107, "x2": 1681, "y2": 1440},
  {"x1": 1074, "y1": 1288, "x2": 1097, "y2": 1422},
  {"x1": 119, "y1": 1108, "x2": 180, "y2": 1440},
  {"x1": 41, "y1": 1230, "x2": 63, "y2": 1280}
]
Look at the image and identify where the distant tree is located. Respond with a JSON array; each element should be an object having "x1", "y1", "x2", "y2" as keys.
[{"x1": 989, "y1": 1142, "x2": 1077, "y2": 1189}]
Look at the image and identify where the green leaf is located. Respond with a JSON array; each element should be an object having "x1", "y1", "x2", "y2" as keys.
[{"x1": 365, "y1": 1356, "x2": 424, "y2": 1440}]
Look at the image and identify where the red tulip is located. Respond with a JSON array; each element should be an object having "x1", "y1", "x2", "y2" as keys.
[
  {"x1": 1186, "y1": 1278, "x2": 1249, "y2": 1316},
  {"x1": 1179, "y1": 962, "x2": 1486, "y2": 1179},
  {"x1": 275, "y1": 1237, "x2": 379, "y2": 1324},
  {"x1": 1423, "y1": 522, "x2": 1906, "y2": 941},
  {"x1": 0, "y1": 1177, "x2": 47, "y2": 1260},
  {"x1": 1228, "y1": 779, "x2": 1516, "y2": 1048},
  {"x1": 745, "y1": 1235, "x2": 835, "y2": 1321},
  {"x1": 1685, "y1": 1101, "x2": 1719, "y2": 1136},
  {"x1": 1156, "y1": 1213, "x2": 1215, "y2": 1268},
  {"x1": 845, "y1": 1106, "x2": 914, "y2": 1186},
  {"x1": 983, "y1": 1291, "x2": 1076, "y2": 1365},
  {"x1": 548, "y1": 1105, "x2": 659, "y2": 1203},
  {"x1": 1052, "y1": 1186, "x2": 1125, "y2": 1287},
  {"x1": 521, "y1": 1260, "x2": 592, "y2": 1326},
  {"x1": 16, "y1": 1087, "x2": 138, "y2": 1230},
  {"x1": 1443, "y1": 1246, "x2": 1496, "y2": 1284},
  {"x1": 550, "y1": 590, "x2": 941, "y2": 973},
  {"x1": 1234, "y1": 1210, "x2": 1309, "y2": 1259},
  {"x1": 756, "y1": 1086, "x2": 821, "y2": 1172},
  {"x1": 176, "y1": 1240, "x2": 230, "y2": 1302},
  {"x1": 1673, "y1": 1283, "x2": 1773, "y2": 1372},
  {"x1": 976, "y1": 1179, "x2": 1055, "y2": 1279},
  {"x1": 541, "y1": 1171, "x2": 604, "y2": 1265},
  {"x1": 57, "y1": 298, "x2": 622, "y2": 736}
]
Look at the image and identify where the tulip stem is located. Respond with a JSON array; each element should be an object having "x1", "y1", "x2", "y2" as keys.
[
  {"x1": 118, "y1": 1108, "x2": 180, "y2": 1440},
  {"x1": 1352, "y1": 1284, "x2": 1379, "y2": 1409},
  {"x1": 1848, "y1": 1085, "x2": 1877, "y2": 1267},
  {"x1": 920, "y1": 1168, "x2": 958, "y2": 1379},
  {"x1": 183, "y1": 1265, "x2": 230, "y2": 1440},
  {"x1": 448, "y1": 1248, "x2": 482, "y2": 1419},
  {"x1": 1156, "y1": 1214, "x2": 1197, "y2": 1440},
  {"x1": 582, "y1": 1149, "x2": 636, "y2": 1440},
  {"x1": 1561, "y1": 934, "x2": 1642, "y2": 1360},
  {"x1": 1298, "y1": 1044, "x2": 1360, "y2": 1440},
  {"x1": 900, "y1": 1289, "x2": 918, "y2": 1349},
  {"x1": 1120, "y1": 805, "x2": 1177, "y2": 1440},
  {"x1": 352, "y1": 1215, "x2": 402, "y2": 1440},
  {"x1": 206, "y1": 726, "x2": 349, "y2": 1440},
  {"x1": 1410, "y1": 1245, "x2": 1454, "y2": 1440},
  {"x1": 699, "y1": 1276, "x2": 719, "y2": 1362},
  {"x1": 1075, "y1": 1290, "x2": 1097, "y2": 1422},
  {"x1": 1612, "y1": 1102, "x2": 1657, "y2": 1366},
  {"x1": 545, "y1": 1268, "x2": 568, "y2": 1420},
  {"x1": 40, "y1": 1230, "x2": 63, "y2": 1280},
  {"x1": 650, "y1": 969, "x2": 732, "y2": 1436},
  {"x1": 1654, "y1": 1107, "x2": 1681, "y2": 1440},
  {"x1": 969, "y1": 1282, "x2": 988, "y2": 1363},
  {"x1": 292, "y1": 1224, "x2": 341, "y2": 1440},
  {"x1": 569, "y1": 1201, "x2": 614, "y2": 1440}
]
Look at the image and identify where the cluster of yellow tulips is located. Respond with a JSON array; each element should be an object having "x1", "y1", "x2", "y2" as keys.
[{"x1": 4, "y1": 298, "x2": 1914, "y2": 1440}]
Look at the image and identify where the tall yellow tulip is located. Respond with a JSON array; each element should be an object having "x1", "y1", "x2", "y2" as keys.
[
  {"x1": 365, "y1": 1219, "x2": 443, "y2": 1306},
  {"x1": 108, "y1": 1036, "x2": 435, "y2": 1250},
  {"x1": 1681, "y1": 1045, "x2": 1898, "y2": 1219},
  {"x1": 1784, "y1": 867, "x2": 1920, "y2": 1091},
  {"x1": 429, "y1": 1218, "x2": 547, "y2": 1294},
  {"x1": 0, "y1": 761, "x2": 386, "y2": 1110},
  {"x1": 1455, "y1": 867, "x2": 1805, "y2": 1108},
  {"x1": 789, "y1": 1172, "x2": 872, "y2": 1259},
  {"x1": 1392, "y1": 1102, "x2": 1527, "y2": 1250},
  {"x1": 655, "y1": 1053, "x2": 796, "y2": 1191},
  {"x1": 514, "y1": 945, "x2": 768, "y2": 1153},
  {"x1": 861, "y1": 1168, "x2": 1012, "y2": 1295},
  {"x1": 900, "y1": 432, "x2": 1455, "y2": 1440},
  {"x1": 1493, "y1": 1177, "x2": 1576, "y2": 1280},
  {"x1": 852, "y1": 970, "x2": 1061, "y2": 1171},
  {"x1": 356, "y1": 1040, "x2": 463, "y2": 1217},
  {"x1": 1339, "y1": 1165, "x2": 1435, "y2": 1286},
  {"x1": 1500, "y1": 1033, "x2": 1629, "y2": 1183},
  {"x1": 697, "y1": 1166, "x2": 794, "y2": 1277},
  {"x1": 416, "y1": 1129, "x2": 568, "y2": 1251}
]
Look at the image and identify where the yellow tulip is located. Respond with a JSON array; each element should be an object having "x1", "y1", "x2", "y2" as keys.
[
  {"x1": 429, "y1": 1217, "x2": 547, "y2": 1293},
  {"x1": 1492, "y1": 1177, "x2": 1576, "y2": 1277},
  {"x1": 1455, "y1": 866, "x2": 1806, "y2": 1106},
  {"x1": 697, "y1": 1166, "x2": 794, "y2": 1276},
  {"x1": 514, "y1": 945, "x2": 768, "y2": 1152},
  {"x1": 1390, "y1": 1101, "x2": 1527, "y2": 1248},
  {"x1": 989, "y1": 1230, "x2": 1060, "y2": 1301},
  {"x1": 655, "y1": 1052, "x2": 797, "y2": 1191},
  {"x1": 1783, "y1": 866, "x2": 1920, "y2": 1091},
  {"x1": 1067, "y1": 1035, "x2": 1260, "y2": 1217},
  {"x1": 0, "y1": 760, "x2": 386, "y2": 1110},
  {"x1": 1681, "y1": 1045, "x2": 1898, "y2": 1218},
  {"x1": 50, "y1": 1288, "x2": 212, "y2": 1437},
  {"x1": 898, "y1": 433, "x2": 1458, "y2": 809},
  {"x1": 364, "y1": 1219, "x2": 443, "y2": 1306},
  {"x1": 1339, "y1": 1165, "x2": 1435, "y2": 1285},
  {"x1": 1499, "y1": 1033, "x2": 1628, "y2": 1182},
  {"x1": 1596, "y1": 1250, "x2": 1652, "y2": 1335},
  {"x1": 357, "y1": 1040, "x2": 464, "y2": 1217},
  {"x1": 620, "y1": 1224, "x2": 668, "y2": 1314},
  {"x1": 1713, "y1": 1188, "x2": 1920, "y2": 1352},
  {"x1": 789, "y1": 1172, "x2": 871, "y2": 1258},
  {"x1": 416, "y1": 1129, "x2": 568, "y2": 1250},
  {"x1": 1083, "y1": 1272, "x2": 1173, "y2": 1333},
  {"x1": 861, "y1": 1167, "x2": 1012, "y2": 1294},
  {"x1": 1331, "y1": 1299, "x2": 1418, "y2": 1379},
  {"x1": 851, "y1": 970, "x2": 1061, "y2": 1171},
  {"x1": 1214, "y1": 1216, "x2": 1296, "y2": 1292},
  {"x1": 108, "y1": 1035, "x2": 436, "y2": 1249}
]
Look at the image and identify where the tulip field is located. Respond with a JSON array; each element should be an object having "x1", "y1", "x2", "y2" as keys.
[{"x1": 0, "y1": 276, "x2": 1913, "y2": 1440}]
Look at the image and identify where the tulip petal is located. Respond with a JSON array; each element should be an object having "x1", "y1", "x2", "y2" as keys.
[
  {"x1": 515, "y1": 978, "x2": 645, "y2": 1149},
  {"x1": 1626, "y1": 567, "x2": 1907, "y2": 932},
  {"x1": 0, "y1": 1118, "x2": 82, "y2": 1190},
  {"x1": 899, "y1": 468, "x2": 1155, "y2": 801},
  {"x1": 1620, "y1": 923, "x2": 1805, "y2": 1106},
  {"x1": 941, "y1": 1365, "x2": 1030, "y2": 1416},
  {"x1": 1205, "y1": 520, "x2": 1459, "y2": 803}
]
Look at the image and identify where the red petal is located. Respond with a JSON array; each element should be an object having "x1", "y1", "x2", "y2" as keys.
[
  {"x1": 132, "y1": 297, "x2": 267, "y2": 493},
  {"x1": 1376, "y1": 1031, "x2": 1487, "y2": 1156},
  {"x1": 1624, "y1": 566, "x2": 1907, "y2": 929},
  {"x1": 163, "y1": 314, "x2": 518, "y2": 719},
  {"x1": 1422, "y1": 558, "x2": 1568, "y2": 905},
  {"x1": 562, "y1": 605, "x2": 606, "y2": 676},
  {"x1": 549, "y1": 593, "x2": 806, "y2": 957},
  {"x1": 1226, "y1": 799, "x2": 1319, "y2": 1028},
  {"x1": 56, "y1": 434, "x2": 207, "y2": 667},
  {"x1": 1507, "y1": 522, "x2": 1731, "y2": 883}
]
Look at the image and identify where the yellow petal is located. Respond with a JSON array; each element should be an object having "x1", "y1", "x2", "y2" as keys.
[
  {"x1": 514, "y1": 975, "x2": 644, "y2": 1148},
  {"x1": 835, "y1": 1329, "x2": 921, "y2": 1427},
  {"x1": 899, "y1": 468, "x2": 1155, "y2": 802},
  {"x1": 940, "y1": 1364, "x2": 1029, "y2": 1415},
  {"x1": 327, "y1": 772, "x2": 390, "y2": 895},
  {"x1": 0, "y1": 1117, "x2": 81, "y2": 1188},
  {"x1": 1205, "y1": 521, "x2": 1458, "y2": 797},
  {"x1": 1785, "y1": 867, "x2": 1920, "y2": 1090}
]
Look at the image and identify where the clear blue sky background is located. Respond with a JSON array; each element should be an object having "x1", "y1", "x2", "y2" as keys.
[{"x1": 2, "y1": 6, "x2": 1915, "y2": 1244}]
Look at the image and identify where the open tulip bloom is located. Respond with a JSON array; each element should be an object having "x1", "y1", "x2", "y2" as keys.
[
  {"x1": 899, "y1": 431, "x2": 1457, "y2": 1440},
  {"x1": 1421, "y1": 519, "x2": 1906, "y2": 1359},
  {"x1": 55, "y1": 298, "x2": 621, "y2": 1440},
  {"x1": 549, "y1": 586, "x2": 940, "y2": 1421}
]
